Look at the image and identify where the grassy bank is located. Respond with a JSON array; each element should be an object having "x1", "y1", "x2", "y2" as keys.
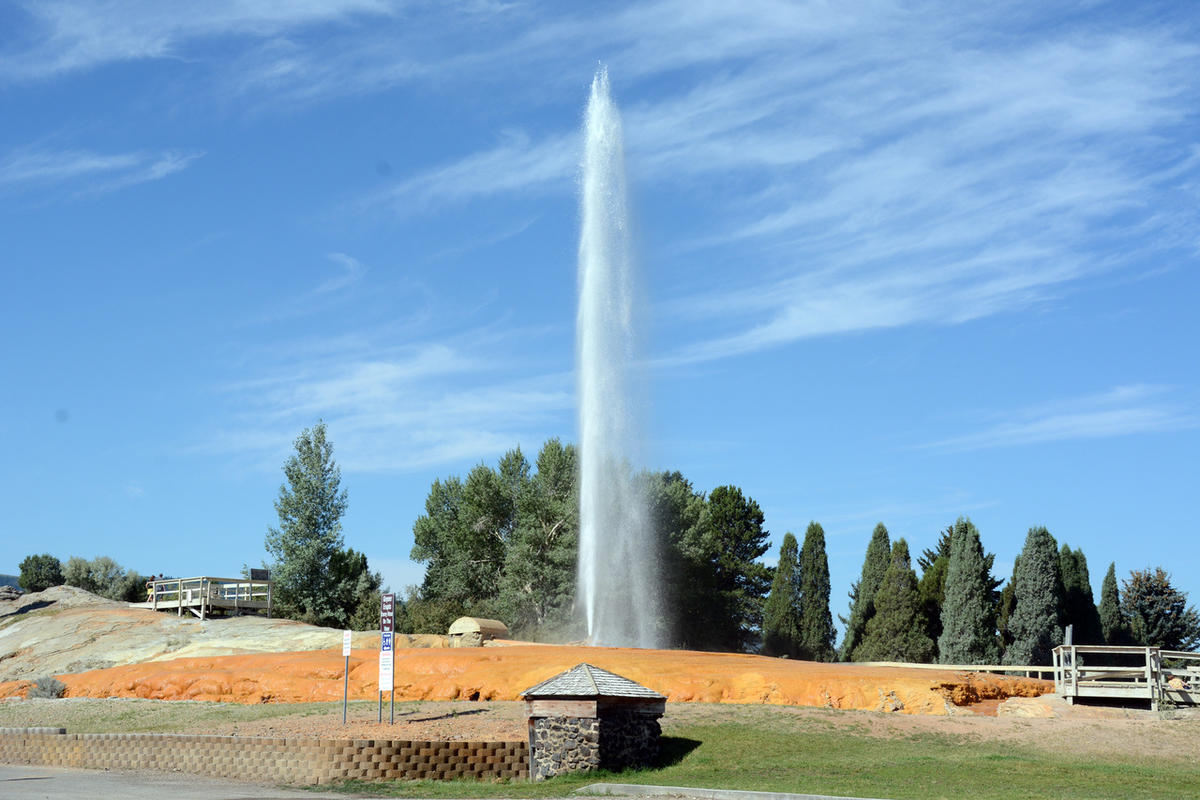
[
  {"x1": 335, "y1": 718, "x2": 1200, "y2": 800},
  {"x1": 1, "y1": 699, "x2": 1196, "y2": 799}
]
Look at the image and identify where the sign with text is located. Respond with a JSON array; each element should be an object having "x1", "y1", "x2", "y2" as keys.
[
  {"x1": 342, "y1": 629, "x2": 352, "y2": 657},
  {"x1": 381, "y1": 632, "x2": 393, "y2": 652},
  {"x1": 379, "y1": 593, "x2": 395, "y2": 633},
  {"x1": 378, "y1": 649, "x2": 394, "y2": 691}
]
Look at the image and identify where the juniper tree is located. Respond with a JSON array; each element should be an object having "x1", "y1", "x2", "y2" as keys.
[
  {"x1": 938, "y1": 517, "x2": 1000, "y2": 664},
  {"x1": 762, "y1": 532, "x2": 801, "y2": 657},
  {"x1": 797, "y1": 522, "x2": 835, "y2": 662},
  {"x1": 854, "y1": 539, "x2": 935, "y2": 663},
  {"x1": 18, "y1": 554, "x2": 63, "y2": 593},
  {"x1": 1058, "y1": 544, "x2": 1103, "y2": 644},
  {"x1": 1002, "y1": 526, "x2": 1065, "y2": 666},
  {"x1": 839, "y1": 523, "x2": 891, "y2": 661},
  {"x1": 1098, "y1": 562, "x2": 1128, "y2": 645}
]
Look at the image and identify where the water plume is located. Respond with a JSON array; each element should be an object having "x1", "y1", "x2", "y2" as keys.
[{"x1": 576, "y1": 67, "x2": 662, "y2": 648}]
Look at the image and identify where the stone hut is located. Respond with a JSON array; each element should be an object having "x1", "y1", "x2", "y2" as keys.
[
  {"x1": 521, "y1": 663, "x2": 666, "y2": 780},
  {"x1": 447, "y1": 617, "x2": 509, "y2": 647}
]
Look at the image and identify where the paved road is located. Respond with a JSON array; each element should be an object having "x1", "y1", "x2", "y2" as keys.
[{"x1": 0, "y1": 764, "x2": 364, "y2": 799}]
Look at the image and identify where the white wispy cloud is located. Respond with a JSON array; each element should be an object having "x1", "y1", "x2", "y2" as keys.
[
  {"x1": 924, "y1": 385, "x2": 1196, "y2": 452},
  {"x1": 315, "y1": 253, "x2": 367, "y2": 295},
  {"x1": 1, "y1": 0, "x2": 401, "y2": 82},
  {"x1": 0, "y1": 146, "x2": 201, "y2": 195},
  {"x1": 202, "y1": 331, "x2": 573, "y2": 473}
]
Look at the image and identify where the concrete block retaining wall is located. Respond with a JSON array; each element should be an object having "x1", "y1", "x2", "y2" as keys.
[{"x1": 0, "y1": 728, "x2": 527, "y2": 785}]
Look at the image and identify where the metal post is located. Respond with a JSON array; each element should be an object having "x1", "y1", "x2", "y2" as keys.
[
  {"x1": 343, "y1": 654, "x2": 349, "y2": 725},
  {"x1": 390, "y1": 689, "x2": 394, "y2": 725},
  {"x1": 378, "y1": 691, "x2": 382, "y2": 723}
]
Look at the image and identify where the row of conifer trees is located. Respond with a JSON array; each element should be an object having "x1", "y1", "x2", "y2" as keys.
[{"x1": 762, "y1": 517, "x2": 1199, "y2": 665}]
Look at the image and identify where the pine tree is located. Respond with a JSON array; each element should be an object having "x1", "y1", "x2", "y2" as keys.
[
  {"x1": 938, "y1": 517, "x2": 1000, "y2": 664},
  {"x1": 839, "y1": 523, "x2": 890, "y2": 661},
  {"x1": 1122, "y1": 567, "x2": 1200, "y2": 650},
  {"x1": 1058, "y1": 545, "x2": 1103, "y2": 644},
  {"x1": 854, "y1": 539, "x2": 935, "y2": 663},
  {"x1": 797, "y1": 522, "x2": 835, "y2": 662},
  {"x1": 1002, "y1": 526, "x2": 1064, "y2": 666},
  {"x1": 762, "y1": 533, "x2": 801, "y2": 657},
  {"x1": 1098, "y1": 562, "x2": 1128, "y2": 645}
]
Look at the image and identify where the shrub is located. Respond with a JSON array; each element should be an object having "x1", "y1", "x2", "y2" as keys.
[
  {"x1": 28, "y1": 676, "x2": 66, "y2": 699},
  {"x1": 18, "y1": 554, "x2": 63, "y2": 593}
]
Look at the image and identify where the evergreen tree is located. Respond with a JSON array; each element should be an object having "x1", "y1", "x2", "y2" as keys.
[
  {"x1": 264, "y1": 421, "x2": 350, "y2": 625},
  {"x1": 917, "y1": 554, "x2": 949, "y2": 650},
  {"x1": 684, "y1": 485, "x2": 773, "y2": 652},
  {"x1": 762, "y1": 533, "x2": 801, "y2": 657},
  {"x1": 1002, "y1": 526, "x2": 1065, "y2": 666},
  {"x1": 938, "y1": 517, "x2": 1000, "y2": 664},
  {"x1": 1122, "y1": 567, "x2": 1200, "y2": 650},
  {"x1": 918, "y1": 521, "x2": 1002, "y2": 655},
  {"x1": 797, "y1": 522, "x2": 835, "y2": 661},
  {"x1": 854, "y1": 539, "x2": 935, "y2": 663},
  {"x1": 997, "y1": 556, "x2": 1019, "y2": 649},
  {"x1": 1058, "y1": 544, "x2": 1103, "y2": 644},
  {"x1": 839, "y1": 523, "x2": 891, "y2": 661},
  {"x1": 18, "y1": 554, "x2": 63, "y2": 593},
  {"x1": 1098, "y1": 562, "x2": 1128, "y2": 645}
]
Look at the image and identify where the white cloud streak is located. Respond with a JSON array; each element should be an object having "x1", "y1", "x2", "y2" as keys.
[
  {"x1": 924, "y1": 385, "x2": 1196, "y2": 452},
  {"x1": 0, "y1": 146, "x2": 201, "y2": 195},
  {"x1": 203, "y1": 335, "x2": 572, "y2": 473}
]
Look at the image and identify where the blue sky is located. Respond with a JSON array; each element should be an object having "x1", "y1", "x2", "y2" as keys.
[{"x1": 2, "y1": 1, "x2": 1197, "y2": 632}]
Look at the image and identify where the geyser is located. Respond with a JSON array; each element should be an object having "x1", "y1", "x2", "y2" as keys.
[{"x1": 575, "y1": 67, "x2": 662, "y2": 648}]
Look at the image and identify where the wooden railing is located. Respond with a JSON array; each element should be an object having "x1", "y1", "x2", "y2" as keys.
[
  {"x1": 143, "y1": 576, "x2": 273, "y2": 619},
  {"x1": 1052, "y1": 644, "x2": 1199, "y2": 710}
]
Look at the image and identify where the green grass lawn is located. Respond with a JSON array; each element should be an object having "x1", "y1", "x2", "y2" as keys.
[
  {"x1": 3, "y1": 699, "x2": 1196, "y2": 799},
  {"x1": 329, "y1": 721, "x2": 1200, "y2": 800}
]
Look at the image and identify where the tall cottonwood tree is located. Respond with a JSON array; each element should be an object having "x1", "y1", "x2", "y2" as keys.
[
  {"x1": 938, "y1": 517, "x2": 1000, "y2": 664},
  {"x1": 854, "y1": 539, "x2": 935, "y2": 663},
  {"x1": 265, "y1": 421, "x2": 350, "y2": 625},
  {"x1": 797, "y1": 522, "x2": 835, "y2": 662},
  {"x1": 840, "y1": 523, "x2": 890, "y2": 661},
  {"x1": 1002, "y1": 526, "x2": 1065, "y2": 666},
  {"x1": 498, "y1": 439, "x2": 579, "y2": 635},
  {"x1": 762, "y1": 532, "x2": 801, "y2": 657}
]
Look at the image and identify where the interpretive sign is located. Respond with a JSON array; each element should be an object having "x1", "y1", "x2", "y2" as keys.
[
  {"x1": 342, "y1": 629, "x2": 352, "y2": 657},
  {"x1": 379, "y1": 649, "x2": 394, "y2": 691},
  {"x1": 380, "y1": 593, "x2": 395, "y2": 633}
]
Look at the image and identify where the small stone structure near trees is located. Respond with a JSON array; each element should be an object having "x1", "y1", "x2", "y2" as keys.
[
  {"x1": 521, "y1": 662, "x2": 666, "y2": 780},
  {"x1": 447, "y1": 616, "x2": 510, "y2": 647}
]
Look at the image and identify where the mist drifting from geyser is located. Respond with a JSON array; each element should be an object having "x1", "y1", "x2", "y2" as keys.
[{"x1": 575, "y1": 67, "x2": 662, "y2": 649}]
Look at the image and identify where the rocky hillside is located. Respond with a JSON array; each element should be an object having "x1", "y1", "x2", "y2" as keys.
[{"x1": 0, "y1": 586, "x2": 444, "y2": 682}]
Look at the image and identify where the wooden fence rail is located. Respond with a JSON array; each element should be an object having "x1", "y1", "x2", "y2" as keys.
[
  {"x1": 1052, "y1": 644, "x2": 1199, "y2": 710},
  {"x1": 128, "y1": 576, "x2": 273, "y2": 620}
]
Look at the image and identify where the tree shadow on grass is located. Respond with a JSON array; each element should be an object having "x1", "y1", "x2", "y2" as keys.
[{"x1": 657, "y1": 736, "x2": 702, "y2": 767}]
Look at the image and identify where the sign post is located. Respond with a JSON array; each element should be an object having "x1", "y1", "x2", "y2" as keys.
[
  {"x1": 379, "y1": 593, "x2": 395, "y2": 724},
  {"x1": 341, "y1": 629, "x2": 352, "y2": 725}
]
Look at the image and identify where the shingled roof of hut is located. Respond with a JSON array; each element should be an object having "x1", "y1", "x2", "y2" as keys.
[{"x1": 520, "y1": 663, "x2": 666, "y2": 699}]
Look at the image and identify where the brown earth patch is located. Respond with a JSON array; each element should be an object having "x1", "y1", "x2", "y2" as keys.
[{"x1": 0, "y1": 644, "x2": 1050, "y2": 716}]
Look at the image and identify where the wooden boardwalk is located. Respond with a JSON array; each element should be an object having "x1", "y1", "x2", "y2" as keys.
[
  {"x1": 1053, "y1": 644, "x2": 1200, "y2": 710},
  {"x1": 128, "y1": 576, "x2": 273, "y2": 620}
]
